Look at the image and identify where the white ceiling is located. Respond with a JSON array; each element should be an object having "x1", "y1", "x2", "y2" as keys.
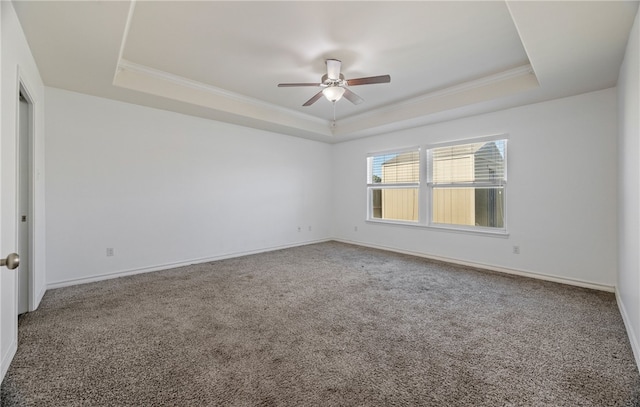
[{"x1": 12, "y1": 1, "x2": 639, "y2": 143}]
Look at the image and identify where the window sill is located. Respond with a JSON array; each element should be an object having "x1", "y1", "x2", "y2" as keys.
[{"x1": 365, "y1": 219, "x2": 510, "y2": 238}]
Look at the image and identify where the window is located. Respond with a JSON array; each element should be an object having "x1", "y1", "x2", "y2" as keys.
[
  {"x1": 367, "y1": 149, "x2": 420, "y2": 222},
  {"x1": 367, "y1": 136, "x2": 507, "y2": 234},
  {"x1": 428, "y1": 139, "x2": 506, "y2": 230}
]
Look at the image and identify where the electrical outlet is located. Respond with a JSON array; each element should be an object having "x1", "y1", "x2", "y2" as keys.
[
  {"x1": 354, "y1": 226, "x2": 358, "y2": 232},
  {"x1": 106, "y1": 248, "x2": 114, "y2": 257},
  {"x1": 297, "y1": 226, "x2": 301, "y2": 232},
  {"x1": 512, "y1": 245, "x2": 520, "y2": 255}
]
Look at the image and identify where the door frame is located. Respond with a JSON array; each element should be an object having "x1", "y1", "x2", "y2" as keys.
[{"x1": 15, "y1": 68, "x2": 37, "y2": 313}]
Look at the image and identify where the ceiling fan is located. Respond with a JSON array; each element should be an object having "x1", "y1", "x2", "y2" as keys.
[{"x1": 278, "y1": 59, "x2": 391, "y2": 106}]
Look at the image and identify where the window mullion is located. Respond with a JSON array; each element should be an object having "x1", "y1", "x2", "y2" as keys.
[{"x1": 419, "y1": 147, "x2": 427, "y2": 225}]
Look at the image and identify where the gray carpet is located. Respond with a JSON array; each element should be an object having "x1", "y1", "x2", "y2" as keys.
[{"x1": 1, "y1": 241, "x2": 639, "y2": 406}]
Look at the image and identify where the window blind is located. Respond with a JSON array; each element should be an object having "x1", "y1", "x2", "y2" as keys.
[
  {"x1": 429, "y1": 140, "x2": 506, "y2": 185},
  {"x1": 368, "y1": 150, "x2": 420, "y2": 184}
]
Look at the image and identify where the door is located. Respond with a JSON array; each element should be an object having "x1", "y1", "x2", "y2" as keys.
[
  {"x1": 0, "y1": 99, "x2": 23, "y2": 377},
  {"x1": 0, "y1": 78, "x2": 27, "y2": 381}
]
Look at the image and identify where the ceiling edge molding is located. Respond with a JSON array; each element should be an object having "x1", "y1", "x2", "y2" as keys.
[
  {"x1": 505, "y1": 1, "x2": 541, "y2": 83},
  {"x1": 339, "y1": 64, "x2": 535, "y2": 125},
  {"x1": 115, "y1": 59, "x2": 327, "y2": 127},
  {"x1": 113, "y1": 63, "x2": 332, "y2": 139},
  {"x1": 333, "y1": 65, "x2": 539, "y2": 138},
  {"x1": 113, "y1": 0, "x2": 137, "y2": 84}
]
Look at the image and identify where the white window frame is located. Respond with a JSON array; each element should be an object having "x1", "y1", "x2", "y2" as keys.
[
  {"x1": 366, "y1": 147, "x2": 422, "y2": 224},
  {"x1": 366, "y1": 135, "x2": 508, "y2": 236}
]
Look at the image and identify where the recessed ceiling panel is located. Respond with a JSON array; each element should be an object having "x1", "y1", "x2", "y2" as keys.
[{"x1": 123, "y1": 1, "x2": 530, "y2": 120}]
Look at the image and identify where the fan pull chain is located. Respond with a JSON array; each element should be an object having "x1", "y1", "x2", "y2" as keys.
[{"x1": 332, "y1": 101, "x2": 337, "y2": 128}]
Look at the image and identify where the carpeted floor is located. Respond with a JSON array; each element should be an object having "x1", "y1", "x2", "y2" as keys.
[{"x1": 1, "y1": 241, "x2": 639, "y2": 406}]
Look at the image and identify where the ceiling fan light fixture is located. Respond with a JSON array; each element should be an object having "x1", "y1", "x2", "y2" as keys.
[
  {"x1": 278, "y1": 58, "x2": 390, "y2": 107},
  {"x1": 323, "y1": 86, "x2": 345, "y2": 102}
]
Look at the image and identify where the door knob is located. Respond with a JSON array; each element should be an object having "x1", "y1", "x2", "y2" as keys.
[{"x1": 1, "y1": 253, "x2": 19, "y2": 270}]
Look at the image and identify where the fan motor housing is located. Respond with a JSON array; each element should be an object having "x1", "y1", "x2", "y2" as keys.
[{"x1": 321, "y1": 73, "x2": 345, "y2": 86}]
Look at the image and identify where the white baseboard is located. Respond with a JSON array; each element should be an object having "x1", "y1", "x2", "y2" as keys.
[
  {"x1": 33, "y1": 285, "x2": 46, "y2": 311},
  {"x1": 615, "y1": 288, "x2": 640, "y2": 373},
  {"x1": 334, "y1": 238, "x2": 615, "y2": 292},
  {"x1": 48, "y1": 237, "x2": 615, "y2": 292},
  {"x1": 47, "y1": 238, "x2": 331, "y2": 290}
]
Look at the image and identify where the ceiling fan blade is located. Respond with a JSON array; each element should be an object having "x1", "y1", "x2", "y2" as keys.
[
  {"x1": 278, "y1": 83, "x2": 321, "y2": 87},
  {"x1": 343, "y1": 88, "x2": 364, "y2": 105},
  {"x1": 302, "y1": 91, "x2": 324, "y2": 106},
  {"x1": 346, "y1": 75, "x2": 391, "y2": 86},
  {"x1": 326, "y1": 59, "x2": 341, "y2": 80}
]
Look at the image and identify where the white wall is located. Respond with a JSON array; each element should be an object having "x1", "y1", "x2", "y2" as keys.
[
  {"x1": 618, "y1": 7, "x2": 640, "y2": 370},
  {"x1": 332, "y1": 88, "x2": 618, "y2": 289},
  {"x1": 45, "y1": 88, "x2": 332, "y2": 286},
  {"x1": 0, "y1": 1, "x2": 46, "y2": 379}
]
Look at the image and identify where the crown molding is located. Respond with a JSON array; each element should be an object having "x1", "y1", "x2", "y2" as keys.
[
  {"x1": 339, "y1": 64, "x2": 535, "y2": 126},
  {"x1": 113, "y1": 0, "x2": 137, "y2": 84},
  {"x1": 330, "y1": 64, "x2": 538, "y2": 138},
  {"x1": 116, "y1": 59, "x2": 328, "y2": 127}
]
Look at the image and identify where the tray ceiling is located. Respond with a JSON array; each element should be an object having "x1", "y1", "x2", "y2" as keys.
[{"x1": 12, "y1": 1, "x2": 639, "y2": 142}]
